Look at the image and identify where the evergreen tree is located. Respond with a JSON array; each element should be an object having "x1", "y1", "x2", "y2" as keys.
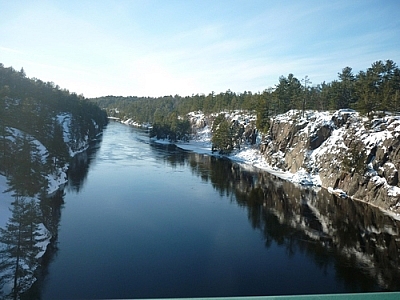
[
  {"x1": 5, "y1": 134, "x2": 46, "y2": 197},
  {"x1": 337, "y1": 67, "x2": 355, "y2": 109},
  {"x1": 256, "y1": 90, "x2": 272, "y2": 133},
  {"x1": 355, "y1": 69, "x2": 378, "y2": 116},
  {"x1": 392, "y1": 67, "x2": 400, "y2": 112},
  {"x1": 88, "y1": 60, "x2": 400, "y2": 128},
  {"x1": 273, "y1": 74, "x2": 302, "y2": 113},
  {"x1": 211, "y1": 114, "x2": 234, "y2": 153},
  {"x1": 0, "y1": 198, "x2": 46, "y2": 299},
  {"x1": 380, "y1": 60, "x2": 399, "y2": 112},
  {"x1": 46, "y1": 119, "x2": 69, "y2": 172}
]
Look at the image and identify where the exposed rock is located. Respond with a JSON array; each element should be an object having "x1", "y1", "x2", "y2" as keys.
[
  {"x1": 244, "y1": 128, "x2": 257, "y2": 144},
  {"x1": 187, "y1": 109, "x2": 400, "y2": 215},
  {"x1": 261, "y1": 110, "x2": 400, "y2": 215},
  {"x1": 310, "y1": 124, "x2": 333, "y2": 150}
]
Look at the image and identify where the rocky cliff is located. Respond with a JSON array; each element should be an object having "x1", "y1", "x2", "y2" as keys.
[{"x1": 260, "y1": 110, "x2": 400, "y2": 215}]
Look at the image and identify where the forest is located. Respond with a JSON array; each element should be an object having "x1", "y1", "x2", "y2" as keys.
[
  {"x1": 0, "y1": 63, "x2": 108, "y2": 195},
  {"x1": 90, "y1": 59, "x2": 400, "y2": 138}
]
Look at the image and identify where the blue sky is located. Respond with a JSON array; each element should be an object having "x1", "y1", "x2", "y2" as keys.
[{"x1": 1, "y1": 0, "x2": 399, "y2": 98}]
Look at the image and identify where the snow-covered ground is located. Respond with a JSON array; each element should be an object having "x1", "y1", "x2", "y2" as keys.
[
  {"x1": 156, "y1": 109, "x2": 400, "y2": 222},
  {"x1": 172, "y1": 137, "x2": 322, "y2": 186},
  {"x1": 1, "y1": 124, "x2": 73, "y2": 296},
  {"x1": 155, "y1": 109, "x2": 400, "y2": 205},
  {"x1": 46, "y1": 165, "x2": 69, "y2": 194},
  {"x1": 5, "y1": 126, "x2": 69, "y2": 195},
  {"x1": 0, "y1": 112, "x2": 105, "y2": 296},
  {"x1": 57, "y1": 113, "x2": 93, "y2": 156},
  {"x1": 0, "y1": 174, "x2": 51, "y2": 296},
  {"x1": 121, "y1": 118, "x2": 151, "y2": 128},
  {"x1": 156, "y1": 110, "x2": 322, "y2": 187}
]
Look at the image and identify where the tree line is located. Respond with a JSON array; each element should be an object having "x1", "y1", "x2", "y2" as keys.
[
  {"x1": 90, "y1": 60, "x2": 400, "y2": 136},
  {"x1": 0, "y1": 63, "x2": 108, "y2": 180}
]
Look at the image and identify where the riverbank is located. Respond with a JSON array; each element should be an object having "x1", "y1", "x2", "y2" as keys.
[
  {"x1": 154, "y1": 137, "x2": 400, "y2": 222},
  {"x1": 152, "y1": 110, "x2": 322, "y2": 187},
  {"x1": 152, "y1": 109, "x2": 400, "y2": 219}
]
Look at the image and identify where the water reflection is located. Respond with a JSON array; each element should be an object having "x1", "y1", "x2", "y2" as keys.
[
  {"x1": 155, "y1": 145, "x2": 400, "y2": 291},
  {"x1": 0, "y1": 137, "x2": 102, "y2": 299},
  {"x1": 3, "y1": 132, "x2": 399, "y2": 298},
  {"x1": 66, "y1": 137, "x2": 103, "y2": 193}
]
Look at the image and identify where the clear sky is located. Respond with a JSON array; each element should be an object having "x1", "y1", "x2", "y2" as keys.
[{"x1": 1, "y1": 0, "x2": 399, "y2": 98}]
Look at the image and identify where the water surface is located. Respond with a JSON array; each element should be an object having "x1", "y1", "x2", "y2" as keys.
[{"x1": 34, "y1": 122, "x2": 400, "y2": 299}]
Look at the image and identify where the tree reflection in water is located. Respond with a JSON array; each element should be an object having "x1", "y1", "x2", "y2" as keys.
[
  {"x1": 0, "y1": 138, "x2": 102, "y2": 299},
  {"x1": 3, "y1": 140, "x2": 399, "y2": 298},
  {"x1": 158, "y1": 146, "x2": 400, "y2": 291}
]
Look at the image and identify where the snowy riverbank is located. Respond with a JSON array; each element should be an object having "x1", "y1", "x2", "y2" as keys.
[
  {"x1": 0, "y1": 118, "x2": 101, "y2": 297},
  {"x1": 150, "y1": 109, "x2": 400, "y2": 218},
  {"x1": 153, "y1": 111, "x2": 322, "y2": 188}
]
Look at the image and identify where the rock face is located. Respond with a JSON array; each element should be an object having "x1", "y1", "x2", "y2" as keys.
[
  {"x1": 187, "y1": 110, "x2": 258, "y2": 145},
  {"x1": 261, "y1": 110, "x2": 400, "y2": 214}
]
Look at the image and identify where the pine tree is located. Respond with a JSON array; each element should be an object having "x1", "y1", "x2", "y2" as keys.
[
  {"x1": 211, "y1": 114, "x2": 234, "y2": 154},
  {"x1": 0, "y1": 198, "x2": 46, "y2": 299},
  {"x1": 355, "y1": 70, "x2": 377, "y2": 116},
  {"x1": 46, "y1": 120, "x2": 69, "y2": 171},
  {"x1": 256, "y1": 90, "x2": 271, "y2": 133},
  {"x1": 380, "y1": 60, "x2": 400, "y2": 112},
  {"x1": 336, "y1": 67, "x2": 355, "y2": 109},
  {"x1": 6, "y1": 134, "x2": 46, "y2": 197},
  {"x1": 273, "y1": 74, "x2": 302, "y2": 113}
]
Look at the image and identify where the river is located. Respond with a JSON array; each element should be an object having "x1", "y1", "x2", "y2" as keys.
[{"x1": 24, "y1": 122, "x2": 400, "y2": 298}]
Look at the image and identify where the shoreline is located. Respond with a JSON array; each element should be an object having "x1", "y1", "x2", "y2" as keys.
[{"x1": 153, "y1": 138, "x2": 400, "y2": 221}]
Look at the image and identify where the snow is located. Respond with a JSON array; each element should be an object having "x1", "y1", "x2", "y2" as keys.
[
  {"x1": 153, "y1": 109, "x2": 400, "y2": 202},
  {"x1": 327, "y1": 187, "x2": 348, "y2": 198},
  {"x1": 1, "y1": 112, "x2": 101, "y2": 296},
  {"x1": 174, "y1": 140, "x2": 213, "y2": 155},
  {"x1": 4, "y1": 126, "x2": 69, "y2": 194},
  {"x1": 0, "y1": 175, "x2": 52, "y2": 297},
  {"x1": 57, "y1": 112, "x2": 72, "y2": 143},
  {"x1": 371, "y1": 175, "x2": 386, "y2": 186},
  {"x1": 155, "y1": 110, "x2": 323, "y2": 187},
  {"x1": 363, "y1": 129, "x2": 393, "y2": 148},
  {"x1": 57, "y1": 113, "x2": 91, "y2": 156},
  {"x1": 388, "y1": 186, "x2": 400, "y2": 197},
  {"x1": 46, "y1": 165, "x2": 68, "y2": 194},
  {"x1": 286, "y1": 168, "x2": 322, "y2": 186},
  {"x1": 0, "y1": 175, "x2": 14, "y2": 229},
  {"x1": 0, "y1": 125, "x2": 71, "y2": 296},
  {"x1": 121, "y1": 118, "x2": 151, "y2": 128},
  {"x1": 6, "y1": 127, "x2": 49, "y2": 163}
]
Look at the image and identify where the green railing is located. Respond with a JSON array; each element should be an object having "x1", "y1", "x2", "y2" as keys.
[{"x1": 143, "y1": 293, "x2": 400, "y2": 300}]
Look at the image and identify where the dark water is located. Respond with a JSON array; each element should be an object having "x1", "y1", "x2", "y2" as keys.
[{"x1": 19, "y1": 122, "x2": 400, "y2": 298}]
